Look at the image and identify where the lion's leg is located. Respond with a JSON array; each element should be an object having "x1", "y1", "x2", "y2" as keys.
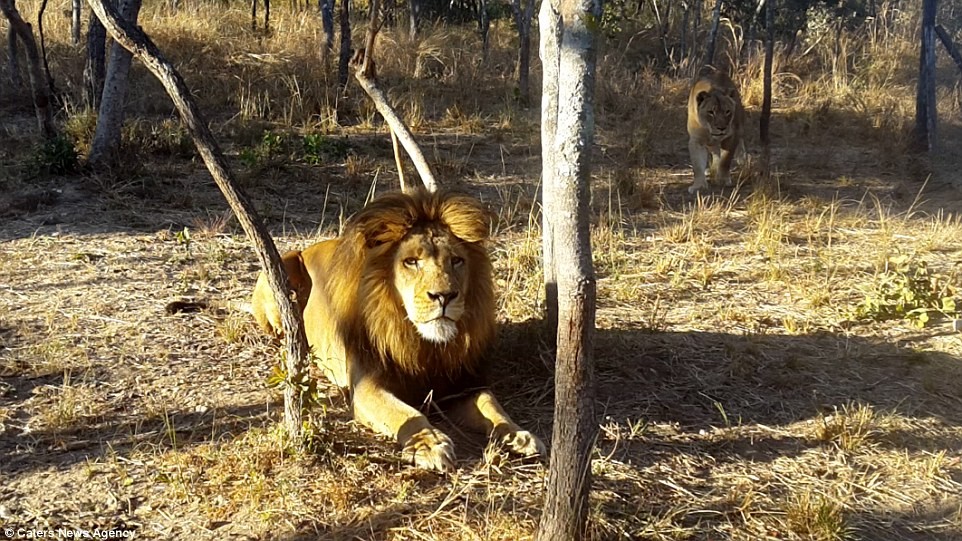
[
  {"x1": 718, "y1": 146, "x2": 735, "y2": 187},
  {"x1": 351, "y1": 375, "x2": 456, "y2": 473},
  {"x1": 450, "y1": 389, "x2": 545, "y2": 458},
  {"x1": 688, "y1": 139, "x2": 710, "y2": 194}
]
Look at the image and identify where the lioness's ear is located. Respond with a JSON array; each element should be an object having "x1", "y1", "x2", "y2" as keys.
[
  {"x1": 439, "y1": 195, "x2": 491, "y2": 243},
  {"x1": 696, "y1": 91, "x2": 710, "y2": 105}
]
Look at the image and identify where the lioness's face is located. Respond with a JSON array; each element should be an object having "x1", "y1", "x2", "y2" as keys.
[
  {"x1": 698, "y1": 92, "x2": 735, "y2": 138},
  {"x1": 393, "y1": 227, "x2": 470, "y2": 344}
]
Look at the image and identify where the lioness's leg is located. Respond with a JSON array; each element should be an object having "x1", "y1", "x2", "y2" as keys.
[
  {"x1": 718, "y1": 146, "x2": 734, "y2": 186},
  {"x1": 688, "y1": 139, "x2": 710, "y2": 193},
  {"x1": 351, "y1": 375, "x2": 456, "y2": 473},
  {"x1": 451, "y1": 390, "x2": 545, "y2": 457}
]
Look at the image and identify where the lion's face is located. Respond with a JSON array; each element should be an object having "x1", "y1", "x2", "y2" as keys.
[
  {"x1": 697, "y1": 91, "x2": 737, "y2": 139},
  {"x1": 392, "y1": 227, "x2": 471, "y2": 344}
]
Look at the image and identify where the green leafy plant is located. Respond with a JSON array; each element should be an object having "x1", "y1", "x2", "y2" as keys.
[
  {"x1": 855, "y1": 255, "x2": 959, "y2": 328},
  {"x1": 300, "y1": 133, "x2": 352, "y2": 165},
  {"x1": 32, "y1": 135, "x2": 79, "y2": 175},
  {"x1": 240, "y1": 131, "x2": 286, "y2": 167}
]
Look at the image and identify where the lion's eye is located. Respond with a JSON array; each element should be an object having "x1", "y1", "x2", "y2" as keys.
[
  {"x1": 451, "y1": 256, "x2": 465, "y2": 267},
  {"x1": 403, "y1": 257, "x2": 419, "y2": 268}
]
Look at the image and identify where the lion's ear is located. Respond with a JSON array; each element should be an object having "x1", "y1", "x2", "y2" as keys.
[
  {"x1": 352, "y1": 201, "x2": 415, "y2": 247},
  {"x1": 696, "y1": 91, "x2": 710, "y2": 105},
  {"x1": 439, "y1": 195, "x2": 491, "y2": 243}
]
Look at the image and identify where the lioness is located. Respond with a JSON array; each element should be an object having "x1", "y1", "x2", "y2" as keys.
[
  {"x1": 251, "y1": 189, "x2": 545, "y2": 472},
  {"x1": 687, "y1": 67, "x2": 745, "y2": 193}
]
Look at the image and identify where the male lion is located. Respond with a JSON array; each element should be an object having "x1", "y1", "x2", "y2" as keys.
[
  {"x1": 687, "y1": 67, "x2": 745, "y2": 193},
  {"x1": 251, "y1": 189, "x2": 545, "y2": 472}
]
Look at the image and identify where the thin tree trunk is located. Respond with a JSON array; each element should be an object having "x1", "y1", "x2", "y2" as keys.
[
  {"x1": 760, "y1": 0, "x2": 773, "y2": 175},
  {"x1": 88, "y1": 0, "x2": 142, "y2": 165},
  {"x1": 319, "y1": 0, "x2": 334, "y2": 61},
  {"x1": 84, "y1": 5, "x2": 106, "y2": 108},
  {"x1": 512, "y1": 0, "x2": 535, "y2": 104},
  {"x1": 935, "y1": 24, "x2": 962, "y2": 78},
  {"x1": 264, "y1": 0, "x2": 270, "y2": 32},
  {"x1": 477, "y1": 0, "x2": 489, "y2": 62},
  {"x1": 251, "y1": 0, "x2": 257, "y2": 30},
  {"x1": 71, "y1": 0, "x2": 82, "y2": 44},
  {"x1": 337, "y1": 0, "x2": 351, "y2": 89},
  {"x1": 539, "y1": 0, "x2": 561, "y2": 337},
  {"x1": 536, "y1": 0, "x2": 600, "y2": 536},
  {"x1": 0, "y1": 0, "x2": 56, "y2": 138},
  {"x1": 37, "y1": 0, "x2": 55, "y2": 92},
  {"x1": 409, "y1": 0, "x2": 420, "y2": 39},
  {"x1": 7, "y1": 24, "x2": 22, "y2": 87},
  {"x1": 351, "y1": 6, "x2": 439, "y2": 193},
  {"x1": 705, "y1": 0, "x2": 722, "y2": 66},
  {"x1": 914, "y1": 0, "x2": 937, "y2": 152},
  {"x1": 85, "y1": 0, "x2": 311, "y2": 440}
]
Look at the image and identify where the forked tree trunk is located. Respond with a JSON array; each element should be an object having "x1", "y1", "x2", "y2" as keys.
[
  {"x1": 71, "y1": 0, "x2": 82, "y2": 44},
  {"x1": 84, "y1": 6, "x2": 106, "y2": 108},
  {"x1": 88, "y1": 0, "x2": 142, "y2": 165},
  {"x1": 0, "y1": 0, "x2": 56, "y2": 137},
  {"x1": 705, "y1": 0, "x2": 722, "y2": 66},
  {"x1": 85, "y1": 0, "x2": 312, "y2": 440},
  {"x1": 760, "y1": 0, "x2": 773, "y2": 174},
  {"x1": 536, "y1": 0, "x2": 600, "y2": 537},
  {"x1": 914, "y1": 0, "x2": 937, "y2": 152},
  {"x1": 512, "y1": 0, "x2": 536, "y2": 104}
]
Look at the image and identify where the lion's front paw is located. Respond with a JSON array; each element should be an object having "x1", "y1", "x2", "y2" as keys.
[
  {"x1": 495, "y1": 426, "x2": 546, "y2": 458},
  {"x1": 402, "y1": 428, "x2": 456, "y2": 473},
  {"x1": 688, "y1": 182, "x2": 708, "y2": 194}
]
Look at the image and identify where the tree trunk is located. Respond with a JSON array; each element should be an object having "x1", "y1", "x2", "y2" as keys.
[
  {"x1": 760, "y1": 0, "x2": 773, "y2": 175},
  {"x1": 539, "y1": 0, "x2": 561, "y2": 338},
  {"x1": 536, "y1": 0, "x2": 600, "y2": 537},
  {"x1": 0, "y1": 0, "x2": 56, "y2": 138},
  {"x1": 7, "y1": 23, "x2": 22, "y2": 87},
  {"x1": 337, "y1": 0, "x2": 351, "y2": 90},
  {"x1": 512, "y1": 0, "x2": 535, "y2": 104},
  {"x1": 705, "y1": 0, "x2": 722, "y2": 66},
  {"x1": 477, "y1": 0, "x2": 489, "y2": 62},
  {"x1": 914, "y1": 0, "x2": 937, "y2": 152},
  {"x1": 409, "y1": 0, "x2": 420, "y2": 39},
  {"x1": 38, "y1": 0, "x2": 56, "y2": 92},
  {"x1": 936, "y1": 24, "x2": 962, "y2": 75},
  {"x1": 84, "y1": 5, "x2": 106, "y2": 108},
  {"x1": 319, "y1": 0, "x2": 334, "y2": 61},
  {"x1": 88, "y1": 0, "x2": 142, "y2": 165},
  {"x1": 251, "y1": 0, "x2": 257, "y2": 30},
  {"x1": 85, "y1": 0, "x2": 312, "y2": 440},
  {"x1": 71, "y1": 0, "x2": 82, "y2": 44}
]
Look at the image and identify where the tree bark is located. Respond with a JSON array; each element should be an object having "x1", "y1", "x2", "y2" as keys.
[
  {"x1": 7, "y1": 23, "x2": 22, "y2": 87},
  {"x1": 37, "y1": 0, "x2": 56, "y2": 92},
  {"x1": 83, "y1": 5, "x2": 106, "y2": 108},
  {"x1": 477, "y1": 0, "x2": 489, "y2": 62},
  {"x1": 539, "y1": 0, "x2": 561, "y2": 337},
  {"x1": 914, "y1": 0, "x2": 937, "y2": 152},
  {"x1": 935, "y1": 24, "x2": 962, "y2": 77},
  {"x1": 512, "y1": 0, "x2": 536, "y2": 104},
  {"x1": 760, "y1": 0, "x2": 773, "y2": 175},
  {"x1": 536, "y1": 0, "x2": 600, "y2": 538},
  {"x1": 319, "y1": 0, "x2": 334, "y2": 61},
  {"x1": 85, "y1": 0, "x2": 312, "y2": 440},
  {"x1": 88, "y1": 0, "x2": 142, "y2": 165},
  {"x1": 71, "y1": 0, "x2": 82, "y2": 44},
  {"x1": 705, "y1": 0, "x2": 722, "y2": 66},
  {"x1": 0, "y1": 0, "x2": 56, "y2": 138},
  {"x1": 337, "y1": 0, "x2": 351, "y2": 89}
]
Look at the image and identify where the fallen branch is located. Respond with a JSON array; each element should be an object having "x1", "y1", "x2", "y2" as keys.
[
  {"x1": 350, "y1": 0, "x2": 438, "y2": 193},
  {"x1": 935, "y1": 25, "x2": 962, "y2": 76},
  {"x1": 85, "y1": 0, "x2": 311, "y2": 440}
]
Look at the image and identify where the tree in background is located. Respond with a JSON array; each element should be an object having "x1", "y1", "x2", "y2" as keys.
[
  {"x1": 83, "y1": 6, "x2": 106, "y2": 108},
  {"x1": 0, "y1": 0, "x2": 56, "y2": 137},
  {"x1": 536, "y1": 0, "x2": 601, "y2": 537},
  {"x1": 512, "y1": 0, "x2": 536, "y2": 104},
  {"x1": 760, "y1": 0, "x2": 774, "y2": 175},
  {"x1": 914, "y1": 0, "x2": 937, "y2": 152},
  {"x1": 88, "y1": 0, "x2": 143, "y2": 165}
]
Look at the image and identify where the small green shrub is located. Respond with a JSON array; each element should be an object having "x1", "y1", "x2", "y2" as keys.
[
  {"x1": 855, "y1": 255, "x2": 959, "y2": 328},
  {"x1": 31, "y1": 135, "x2": 80, "y2": 175},
  {"x1": 300, "y1": 133, "x2": 352, "y2": 165},
  {"x1": 240, "y1": 131, "x2": 286, "y2": 167}
]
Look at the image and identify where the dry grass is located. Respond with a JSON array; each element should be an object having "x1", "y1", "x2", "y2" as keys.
[{"x1": 2, "y1": 1, "x2": 962, "y2": 540}]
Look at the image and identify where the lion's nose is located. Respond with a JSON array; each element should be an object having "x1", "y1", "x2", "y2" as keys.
[{"x1": 427, "y1": 291, "x2": 458, "y2": 308}]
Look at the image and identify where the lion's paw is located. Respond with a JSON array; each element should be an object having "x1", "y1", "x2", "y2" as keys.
[
  {"x1": 402, "y1": 428, "x2": 456, "y2": 473},
  {"x1": 497, "y1": 427, "x2": 546, "y2": 458},
  {"x1": 688, "y1": 183, "x2": 708, "y2": 194}
]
